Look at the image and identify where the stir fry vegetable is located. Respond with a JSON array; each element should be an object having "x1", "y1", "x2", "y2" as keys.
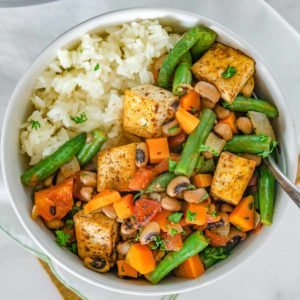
[{"x1": 20, "y1": 22, "x2": 281, "y2": 284}]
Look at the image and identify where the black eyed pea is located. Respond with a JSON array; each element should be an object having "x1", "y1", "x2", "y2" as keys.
[
  {"x1": 117, "y1": 241, "x2": 132, "y2": 256},
  {"x1": 79, "y1": 171, "x2": 97, "y2": 187},
  {"x1": 214, "y1": 104, "x2": 231, "y2": 120},
  {"x1": 236, "y1": 117, "x2": 253, "y2": 134},
  {"x1": 194, "y1": 81, "x2": 220, "y2": 104},
  {"x1": 135, "y1": 142, "x2": 149, "y2": 168},
  {"x1": 139, "y1": 221, "x2": 160, "y2": 245},
  {"x1": 214, "y1": 123, "x2": 233, "y2": 141},
  {"x1": 183, "y1": 188, "x2": 208, "y2": 203},
  {"x1": 167, "y1": 176, "x2": 190, "y2": 197},
  {"x1": 80, "y1": 186, "x2": 94, "y2": 202},
  {"x1": 84, "y1": 257, "x2": 110, "y2": 273},
  {"x1": 161, "y1": 196, "x2": 181, "y2": 211},
  {"x1": 162, "y1": 119, "x2": 182, "y2": 137}
]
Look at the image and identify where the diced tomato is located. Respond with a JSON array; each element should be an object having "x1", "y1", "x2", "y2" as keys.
[
  {"x1": 168, "y1": 131, "x2": 187, "y2": 149},
  {"x1": 34, "y1": 178, "x2": 74, "y2": 221},
  {"x1": 133, "y1": 198, "x2": 161, "y2": 228},
  {"x1": 129, "y1": 167, "x2": 155, "y2": 191},
  {"x1": 152, "y1": 153, "x2": 181, "y2": 175},
  {"x1": 204, "y1": 229, "x2": 229, "y2": 247},
  {"x1": 161, "y1": 232, "x2": 183, "y2": 251}
]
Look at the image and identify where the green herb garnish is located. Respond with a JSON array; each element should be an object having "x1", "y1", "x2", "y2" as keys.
[
  {"x1": 199, "y1": 144, "x2": 219, "y2": 156},
  {"x1": 187, "y1": 184, "x2": 196, "y2": 190},
  {"x1": 67, "y1": 242, "x2": 78, "y2": 254},
  {"x1": 94, "y1": 63, "x2": 100, "y2": 71},
  {"x1": 169, "y1": 228, "x2": 178, "y2": 237},
  {"x1": 200, "y1": 192, "x2": 210, "y2": 202},
  {"x1": 66, "y1": 219, "x2": 74, "y2": 229},
  {"x1": 30, "y1": 120, "x2": 41, "y2": 130},
  {"x1": 150, "y1": 235, "x2": 166, "y2": 250},
  {"x1": 222, "y1": 66, "x2": 237, "y2": 78},
  {"x1": 71, "y1": 112, "x2": 87, "y2": 124},
  {"x1": 187, "y1": 210, "x2": 197, "y2": 222},
  {"x1": 168, "y1": 212, "x2": 183, "y2": 223},
  {"x1": 55, "y1": 230, "x2": 71, "y2": 247},
  {"x1": 168, "y1": 125, "x2": 179, "y2": 134},
  {"x1": 259, "y1": 140, "x2": 278, "y2": 158},
  {"x1": 168, "y1": 159, "x2": 177, "y2": 172}
]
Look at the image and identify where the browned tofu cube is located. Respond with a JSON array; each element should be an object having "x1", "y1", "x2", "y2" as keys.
[
  {"x1": 210, "y1": 151, "x2": 256, "y2": 205},
  {"x1": 74, "y1": 210, "x2": 119, "y2": 272},
  {"x1": 191, "y1": 43, "x2": 255, "y2": 103},
  {"x1": 123, "y1": 84, "x2": 178, "y2": 138},
  {"x1": 97, "y1": 143, "x2": 136, "y2": 192}
]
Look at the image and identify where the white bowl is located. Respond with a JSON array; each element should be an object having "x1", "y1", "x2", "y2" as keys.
[{"x1": 1, "y1": 7, "x2": 298, "y2": 296}]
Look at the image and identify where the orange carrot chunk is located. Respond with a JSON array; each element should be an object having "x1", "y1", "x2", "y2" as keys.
[
  {"x1": 174, "y1": 255, "x2": 205, "y2": 279},
  {"x1": 193, "y1": 174, "x2": 212, "y2": 188},
  {"x1": 129, "y1": 167, "x2": 155, "y2": 190},
  {"x1": 34, "y1": 178, "x2": 73, "y2": 221},
  {"x1": 125, "y1": 243, "x2": 155, "y2": 274},
  {"x1": 229, "y1": 195, "x2": 255, "y2": 231},
  {"x1": 185, "y1": 202, "x2": 209, "y2": 226},
  {"x1": 113, "y1": 194, "x2": 134, "y2": 220},
  {"x1": 117, "y1": 260, "x2": 138, "y2": 278},
  {"x1": 180, "y1": 90, "x2": 201, "y2": 111},
  {"x1": 176, "y1": 107, "x2": 200, "y2": 134},
  {"x1": 146, "y1": 138, "x2": 170, "y2": 164},
  {"x1": 84, "y1": 189, "x2": 121, "y2": 214},
  {"x1": 219, "y1": 112, "x2": 238, "y2": 133}
]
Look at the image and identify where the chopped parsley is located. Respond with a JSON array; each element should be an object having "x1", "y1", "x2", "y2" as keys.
[
  {"x1": 198, "y1": 144, "x2": 219, "y2": 156},
  {"x1": 168, "y1": 159, "x2": 177, "y2": 172},
  {"x1": 71, "y1": 112, "x2": 87, "y2": 124},
  {"x1": 168, "y1": 125, "x2": 179, "y2": 134},
  {"x1": 67, "y1": 242, "x2": 78, "y2": 254},
  {"x1": 259, "y1": 134, "x2": 270, "y2": 142},
  {"x1": 55, "y1": 230, "x2": 71, "y2": 247},
  {"x1": 94, "y1": 63, "x2": 100, "y2": 71},
  {"x1": 187, "y1": 184, "x2": 196, "y2": 190},
  {"x1": 66, "y1": 219, "x2": 74, "y2": 229},
  {"x1": 259, "y1": 140, "x2": 278, "y2": 158},
  {"x1": 30, "y1": 120, "x2": 41, "y2": 130},
  {"x1": 149, "y1": 235, "x2": 166, "y2": 250},
  {"x1": 169, "y1": 228, "x2": 178, "y2": 237},
  {"x1": 187, "y1": 210, "x2": 197, "y2": 222},
  {"x1": 209, "y1": 210, "x2": 218, "y2": 218},
  {"x1": 167, "y1": 212, "x2": 183, "y2": 223},
  {"x1": 200, "y1": 192, "x2": 210, "y2": 202},
  {"x1": 222, "y1": 66, "x2": 237, "y2": 78}
]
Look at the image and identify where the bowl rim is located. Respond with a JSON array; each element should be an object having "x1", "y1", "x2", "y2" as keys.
[{"x1": 1, "y1": 7, "x2": 298, "y2": 296}]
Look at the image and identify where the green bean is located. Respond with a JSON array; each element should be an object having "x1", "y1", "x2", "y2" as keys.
[
  {"x1": 175, "y1": 108, "x2": 216, "y2": 176},
  {"x1": 253, "y1": 191, "x2": 260, "y2": 210},
  {"x1": 77, "y1": 129, "x2": 107, "y2": 165},
  {"x1": 223, "y1": 135, "x2": 273, "y2": 155},
  {"x1": 21, "y1": 133, "x2": 86, "y2": 186},
  {"x1": 195, "y1": 156, "x2": 205, "y2": 171},
  {"x1": 190, "y1": 25, "x2": 217, "y2": 58},
  {"x1": 258, "y1": 164, "x2": 276, "y2": 224},
  {"x1": 144, "y1": 172, "x2": 176, "y2": 193},
  {"x1": 148, "y1": 231, "x2": 209, "y2": 284},
  {"x1": 196, "y1": 158, "x2": 215, "y2": 174},
  {"x1": 158, "y1": 27, "x2": 202, "y2": 89},
  {"x1": 172, "y1": 52, "x2": 192, "y2": 96},
  {"x1": 222, "y1": 95, "x2": 279, "y2": 118}
]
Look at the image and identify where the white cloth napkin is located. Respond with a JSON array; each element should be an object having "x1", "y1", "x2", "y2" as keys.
[{"x1": 0, "y1": 0, "x2": 300, "y2": 299}]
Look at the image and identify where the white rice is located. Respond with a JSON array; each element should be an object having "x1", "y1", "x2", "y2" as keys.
[{"x1": 20, "y1": 20, "x2": 181, "y2": 165}]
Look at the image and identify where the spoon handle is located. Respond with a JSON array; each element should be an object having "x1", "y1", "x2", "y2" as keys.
[{"x1": 264, "y1": 156, "x2": 300, "y2": 208}]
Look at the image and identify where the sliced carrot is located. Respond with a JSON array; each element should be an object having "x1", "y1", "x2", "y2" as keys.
[
  {"x1": 229, "y1": 195, "x2": 255, "y2": 232},
  {"x1": 219, "y1": 112, "x2": 238, "y2": 133},
  {"x1": 204, "y1": 229, "x2": 229, "y2": 247},
  {"x1": 125, "y1": 243, "x2": 155, "y2": 274},
  {"x1": 174, "y1": 255, "x2": 205, "y2": 279},
  {"x1": 117, "y1": 260, "x2": 138, "y2": 278},
  {"x1": 129, "y1": 167, "x2": 155, "y2": 191},
  {"x1": 185, "y1": 202, "x2": 209, "y2": 226},
  {"x1": 193, "y1": 174, "x2": 212, "y2": 188},
  {"x1": 176, "y1": 107, "x2": 200, "y2": 134},
  {"x1": 153, "y1": 209, "x2": 172, "y2": 231},
  {"x1": 161, "y1": 232, "x2": 183, "y2": 251},
  {"x1": 180, "y1": 90, "x2": 201, "y2": 111},
  {"x1": 34, "y1": 178, "x2": 73, "y2": 221},
  {"x1": 168, "y1": 131, "x2": 187, "y2": 150},
  {"x1": 84, "y1": 189, "x2": 121, "y2": 214},
  {"x1": 146, "y1": 138, "x2": 170, "y2": 164},
  {"x1": 152, "y1": 153, "x2": 181, "y2": 175},
  {"x1": 113, "y1": 194, "x2": 134, "y2": 220}
]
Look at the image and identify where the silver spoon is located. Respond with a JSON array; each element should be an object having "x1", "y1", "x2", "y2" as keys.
[{"x1": 264, "y1": 155, "x2": 300, "y2": 208}]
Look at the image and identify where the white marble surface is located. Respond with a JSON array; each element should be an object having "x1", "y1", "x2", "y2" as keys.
[{"x1": 0, "y1": 0, "x2": 300, "y2": 299}]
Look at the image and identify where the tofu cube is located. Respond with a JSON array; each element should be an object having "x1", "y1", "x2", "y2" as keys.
[
  {"x1": 123, "y1": 84, "x2": 178, "y2": 138},
  {"x1": 210, "y1": 151, "x2": 256, "y2": 205},
  {"x1": 97, "y1": 143, "x2": 136, "y2": 192},
  {"x1": 191, "y1": 42, "x2": 255, "y2": 103},
  {"x1": 74, "y1": 210, "x2": 119, "y2": 270}
]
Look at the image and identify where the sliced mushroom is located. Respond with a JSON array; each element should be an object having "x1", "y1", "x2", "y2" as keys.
[
  {"x1": 121, "y1": 221, "x2": 137, "y2": 240},
  {"x1": 44, "y1": 219, "x2": 64, "y2": 230},
  {"x1": 117, "y1": 241, "x2": 132, "y2": 256},
  {"x1": 227, "y1": 227, "x2": 247, "y2": 247},
  {"x1": 167, "y1": 176, "x2": 190, "y2": 197},
  {"x1": 135, "y1": 142, "x2": 149, "y2": 168},
  {"x1": 80, "y1": 171, "x2": 97, "y2": 187},
  {"x1": 80, "y1": 186, "x2": 94, "y2": 202},
  {"x1": 139, "y1": 221, "x2": 160, "y2": 245},
  {"x1": 162, "y1": 119, "x2": 182, "y2": 137},
  {"x1": 84, "y1": 257, "x2": 110, "y2": 273},
  {"x1": 102, "y1": 205, "x2": 117, "y2": 219},
  {"x1": 184, "y1": 188, "x2": 208, "y2": 204},
  {"x1": 194, "y1": 81, "x2": 221, "y2": 104},
  {"x1": 161, "y1": 196, "x2": 181, "y2": 211}
]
